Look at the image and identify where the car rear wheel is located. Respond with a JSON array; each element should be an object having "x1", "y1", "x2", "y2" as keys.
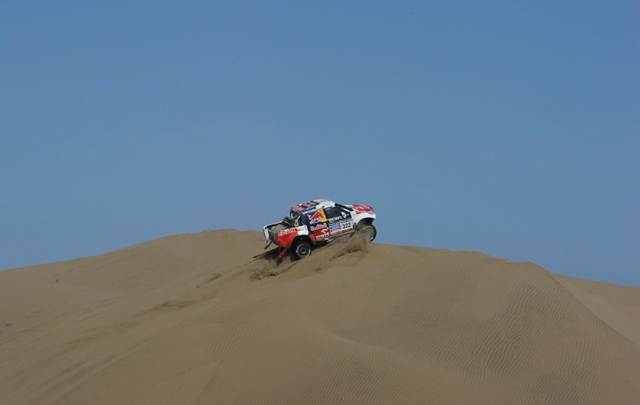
[
  {"x1": 358, "y1": 224, "x2": 377, "y2": 242},
  {"x1": 292, "y1": 239, "x2": 312, "y2": 260}
]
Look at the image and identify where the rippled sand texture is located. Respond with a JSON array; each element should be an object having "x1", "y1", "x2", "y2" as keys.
[{"x1": 1, "y1": 230, "x2": 638, "y2": 405}]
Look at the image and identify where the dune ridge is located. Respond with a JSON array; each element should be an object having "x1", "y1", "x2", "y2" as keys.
[{"x1": 1, "y1": 230, "x2": 638, "y2": 405}]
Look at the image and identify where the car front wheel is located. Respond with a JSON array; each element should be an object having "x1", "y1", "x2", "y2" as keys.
[{"x1": 358, "y1": 224, "x2": 377, "y2": 242}]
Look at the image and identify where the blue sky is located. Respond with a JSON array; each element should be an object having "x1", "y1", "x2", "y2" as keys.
[{"x1": 1, "y1": 1, "x2": 638, "y2": 286}]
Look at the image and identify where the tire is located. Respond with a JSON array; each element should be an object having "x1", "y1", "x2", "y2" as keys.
[
  {"x1": 358, "y1": 223, "x2": 377, "y2": 242},
  {"x1": 292, "y1": 239, "x2": 312, "y2": 260}
]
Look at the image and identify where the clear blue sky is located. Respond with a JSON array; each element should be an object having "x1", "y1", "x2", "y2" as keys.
[{"x1": 1, "y1": 1, "x2": 638, "y2": 286}]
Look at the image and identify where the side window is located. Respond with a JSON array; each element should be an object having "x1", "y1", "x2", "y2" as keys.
[
  {"x1": 324, "y1": 207, "x2": 351, "y2": 222},
  {"x1": 323, "y1": 207, "x2": 340, "y2": 220}
]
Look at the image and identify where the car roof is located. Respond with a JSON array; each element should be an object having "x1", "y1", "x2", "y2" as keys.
[{"x1": 290, "y1": 199, "x2": 334, "y2": 214}]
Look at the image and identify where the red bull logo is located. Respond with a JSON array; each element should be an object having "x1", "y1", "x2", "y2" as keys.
[
  {"x1": 307, "y1": 209, "x2": 327, "y2": 224},
  {"x1": 310, "y1": 223, "x2": 327, "y2": 231}
]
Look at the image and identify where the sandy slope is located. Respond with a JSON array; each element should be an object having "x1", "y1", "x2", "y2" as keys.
[{"x1": 1, "y1": 230, "x2": 638, "y2": 405}]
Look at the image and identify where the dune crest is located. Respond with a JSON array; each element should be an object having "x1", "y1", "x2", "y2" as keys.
[{"x1": 1, "y1": 230, "x2": 638, "y2": 405}]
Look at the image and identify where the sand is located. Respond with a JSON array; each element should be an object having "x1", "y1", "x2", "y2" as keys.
[{"x1": 1, "y1": 229, "x2": 638, "y2": 405}]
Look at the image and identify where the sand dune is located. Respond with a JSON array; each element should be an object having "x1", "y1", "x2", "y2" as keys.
[{"x1": 1, "y1": 230, "x2": 638, "y2": 405}]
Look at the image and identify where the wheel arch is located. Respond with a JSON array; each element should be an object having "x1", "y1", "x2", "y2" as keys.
[
  {"x1": 292, "y1": 234, "x2": 313, "y2": 246},
  {"x1": 291, "y1": 236, "x2": 313, "y2": 260},
  {"x1": 356, "y1": 217, "x2": 374, "y2": 229}
]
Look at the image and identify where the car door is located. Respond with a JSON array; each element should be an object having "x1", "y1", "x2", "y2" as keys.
[
  {"x1": 323, "y1": 206, "x2": 354, "y2": 237},
  {"x1": 303, "y1": 208, "x2": 330, "y2": 241}
]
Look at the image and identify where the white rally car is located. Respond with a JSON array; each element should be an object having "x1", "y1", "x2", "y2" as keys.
[{"x1": 263, "y1": 199, "x2": 377, "y2": 260}]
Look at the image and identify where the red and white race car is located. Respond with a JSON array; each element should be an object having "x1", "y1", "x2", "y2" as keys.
[{"x1": 263, "y1": 199, "x2": 377, "y2": 260}]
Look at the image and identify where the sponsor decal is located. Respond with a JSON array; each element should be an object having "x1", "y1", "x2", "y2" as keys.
[
  {"x1": 292, "y1": 201, "x2": 318, "y2": 213},
  {"x1": 275, "y1": 227, "x2": 300, "y2": 248},
  {"x1": 310, "y1": 223, "x2": 327, "y2": 231},
  {"x1": 315, "y1": 228, "x2": 330, "y2": 240},
  {"x1": 329, "y1": 211, "x2": 351, "y2": 223},
  {"x1": 352, "y1": 204, "x2": 372, "y2": 214},
  {"x1": 307, "y1": 209, "x2": 327, "y2": 224},
  {"x1": 330, "y1": 223, "x2": 349, "y2": 236},
  {"x1": 277, "y1": 228, "x2": 298, "y2": 236}
]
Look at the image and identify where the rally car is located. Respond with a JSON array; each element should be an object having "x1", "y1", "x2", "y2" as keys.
[{"x1": 263, "y1": 199, "x2": 377, "y2": 260}]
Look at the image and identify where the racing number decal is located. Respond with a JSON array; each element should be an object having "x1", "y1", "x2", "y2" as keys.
[{"x1": 322, "y1": 207, "x2": 352, "y2": 236}]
